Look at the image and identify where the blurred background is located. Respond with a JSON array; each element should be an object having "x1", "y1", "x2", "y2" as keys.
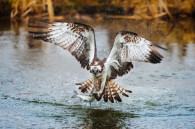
[
  {"x1": 0, "y1": 0, "x2": 195, "y2": 20},
  {"x1": 0, "y1": 0, "x2": 195, "y2": 128}
]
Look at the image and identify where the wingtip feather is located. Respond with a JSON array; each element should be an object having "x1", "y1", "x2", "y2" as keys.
[{"x1": 152, "y1": 43, "x2": 168, "y2": 51}]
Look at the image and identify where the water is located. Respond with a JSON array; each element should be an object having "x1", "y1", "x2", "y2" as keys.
[{"x1": 0, "y1": 18, "x2": 195, "y2": 128}]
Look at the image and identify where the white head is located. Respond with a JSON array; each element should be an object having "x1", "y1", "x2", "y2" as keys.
[{"x1": 90, "y1": 60, "x2": 104, "y2": 77}]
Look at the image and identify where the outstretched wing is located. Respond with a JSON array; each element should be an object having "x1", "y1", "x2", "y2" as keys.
[
  {"x1": 28, "y1": 20, "x2": 96, "y2": 70},
  {"x1": 105, "y1": 31, "x2": 165, "y2": 79}
]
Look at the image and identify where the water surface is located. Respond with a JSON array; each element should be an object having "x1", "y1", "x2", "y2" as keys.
[{"x1": 0, "y1": 18, "x2": 195, "y2": 128}]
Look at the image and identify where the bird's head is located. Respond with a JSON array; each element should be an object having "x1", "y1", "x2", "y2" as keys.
[
  {"x1": 90, "y1": 59, "x2": 105, "y2": 77},
  {"x1": 90, "y1": 65, "x2": 103, "y2": 76}
]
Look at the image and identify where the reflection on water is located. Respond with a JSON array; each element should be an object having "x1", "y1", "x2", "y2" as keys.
[
  {"x1": 0, "y1": 18, "x2": 195, "y2": 128},
  {"x1": 77, "y1": 108, "x2": 138, "y2": 128},
  {"x1": 2, "y1": 94, "x2": 137, "y2": 128}
]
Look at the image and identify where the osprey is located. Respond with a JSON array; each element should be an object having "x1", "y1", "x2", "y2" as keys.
[{"x1": 29, "y1": 20, "x2": 166, "y2": 103}]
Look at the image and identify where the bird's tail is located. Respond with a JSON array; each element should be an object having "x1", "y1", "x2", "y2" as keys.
[
  {"x1": 77, "y1": 78, "x2": 103, "y2": 101},
  {"x1": 76, "y1": 78, "x2": 94, "y2": 93},
  {"x1": 76, "y1": 78, "x2": 132, "y2": 103},
  {"x1": 71, "y1": 90, "x2": 78, "y2": 98},
  {"x1": 103, "y1": 80, "x2": 132, "y2": 103}
]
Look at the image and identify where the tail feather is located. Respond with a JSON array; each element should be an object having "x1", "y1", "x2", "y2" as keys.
[
  {"x1": 110, "y1": 81, "x2": 122, "y2": 102},
  {"x1": 81, "y1": 88, "x2": 87, "y2": 93},
  {"x1": 111, "y1": 84, "x2": 122, "y2": 102},
  {"x1": 77, "y1": 78, "x2": 103, "y2": 101},
  {"x1": 77, "y1": 78, "x2": 93, "y2": 93},
  {"x1": 113, "y1": 92, "x2": 122, "y2": 102},
  {"x1": 76, "y1": 78, "x2": 132, "y2": 103},
  {"x1": 102, "y1": 80, "x2": 132, "y2": 103},
  {"x1": 115, "y1": 83, "x2": 132, "y2": 97},
  {"x1": 103, "y1": 85, "x2": 108, "y2": 102},
  {"x1": 108, "y1": 85, "x2": 114, "y2": 103},
  {"x1": 96, "y1": 93, "x2": 103, "y2": 101}
]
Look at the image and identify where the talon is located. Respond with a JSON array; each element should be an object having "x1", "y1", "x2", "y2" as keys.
[
  {"x1": 92, "y1": 92, "x2": 97, "y2": 95},
  {"x1": 96, "y1": 91, "x2": 103, "y2": 97},
  {"x1": 92, "y1": 88, "x2": 97, "y2": 94},
  {"x1": 92, "y1": 90, "x2": 103, "y2": 101}
]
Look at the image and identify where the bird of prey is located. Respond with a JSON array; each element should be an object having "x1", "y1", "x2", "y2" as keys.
[{"x1": 29, "y1": 20, "x2": 166, "y2": 103}]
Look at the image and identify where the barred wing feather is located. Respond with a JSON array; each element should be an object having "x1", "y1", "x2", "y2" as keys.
[
  {"x1": 29, "y1": 20, "x2": 96, "y2": 70},
  {"x1": 105, "y1": 31, "x2": 164, "y2": 79}
]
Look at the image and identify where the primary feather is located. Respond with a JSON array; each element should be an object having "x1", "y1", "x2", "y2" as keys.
[
  {"x1": 29, "y1": 20, "x2": 96, "y2": 70},
  {"x1": 104, "y1": 31, "x2": 164, "y2": 79}
]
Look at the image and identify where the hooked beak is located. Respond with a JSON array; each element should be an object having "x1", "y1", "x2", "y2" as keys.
[{"x1": 93, "y1": 70, "x2": 98, "y2": 75}]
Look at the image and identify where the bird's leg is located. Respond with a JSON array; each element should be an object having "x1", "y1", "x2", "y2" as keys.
[
  {"x1": 92, "y1": 77, "x2": 98, "y2": 94},
  {"x1": 96, "y1": 78, "x2": 106, "y2": 97}
]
